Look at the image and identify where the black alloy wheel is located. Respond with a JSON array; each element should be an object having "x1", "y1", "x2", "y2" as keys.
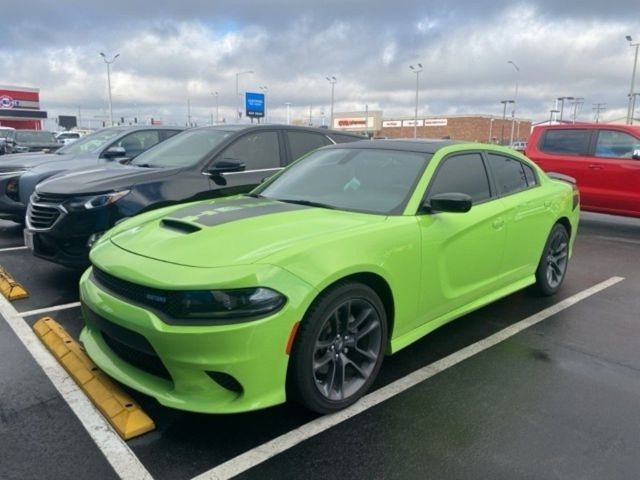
[
  {"x1": 289, "y1": 282, "x2": 387, "y2": 413},
  {"x1": 535, "y1": 223, "x2": 569, "y2": 296}
]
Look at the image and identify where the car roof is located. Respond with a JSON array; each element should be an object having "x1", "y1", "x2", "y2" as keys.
[
  {"x1": 324, "y1": 138, "x2": 464, "y2": 153},
  {"x1": 188, "y1": 124, "x2": 364, "y2": 137}
]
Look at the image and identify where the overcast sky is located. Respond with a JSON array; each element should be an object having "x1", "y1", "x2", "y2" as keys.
[{"x1": 2, "y1": 0, "x2": 639, "y2": 127}]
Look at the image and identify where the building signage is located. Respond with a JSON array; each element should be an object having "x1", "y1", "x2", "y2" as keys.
[
  {"x1": 402, "y1": 119, "x2": 424, "y2": 127},
  {"x1": 245, "y1": 92, "x2": 265, "y2": 118},
  {"x1": 0, "y1": 95, "x2": 17, "y2": 109},
  {"x1": 382, "y1": 120, "x2": 402, "y2": 128},
  {"x1": 334, "y1": 117, "x2": 375, "y2": 130},
  {"x1": 424, "y1": 118, "x2": 448, "y2": 127}
]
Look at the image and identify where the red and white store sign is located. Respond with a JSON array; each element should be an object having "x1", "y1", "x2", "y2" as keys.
[{"x1": 0, "y1": 87, "x2": 40, "y2": 110}]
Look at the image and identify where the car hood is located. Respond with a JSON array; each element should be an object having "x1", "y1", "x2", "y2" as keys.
[
  {"x1": 0, "y1": 152, "x2": 78, "y2": 170},
  {"x1": 109, "y1": 197, "x2": 384, "y2": 268},
  {"x1": 37, "y1": 165, "x2": 181, "y2": 195}
]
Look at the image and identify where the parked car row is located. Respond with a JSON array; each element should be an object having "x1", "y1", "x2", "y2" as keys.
[
  {"x1": 0, "y1": 128, "x2": 89, "y2": 155},
  {"x1": 9, "y1": 118, "x2": 640, "y2": 414}
]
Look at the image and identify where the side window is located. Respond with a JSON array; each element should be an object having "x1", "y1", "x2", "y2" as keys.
[
  {"x1": 487, "y1": 153, "x2": 529, "y2": 195},
  {"x1": 286, "y1": 131, "x2": 331, "y2": 161},
  {"x1": 522, "y1": 163, "x2": 537, "y2": 187},
  {"x1": 331, "y1": 134, "x2": 363, "y2": 143},
  {"x1": 221, "y1": 131, "x2": 280, "y2": 169},
  {"x1": 115, "y1": 131, "x2": 161, "y2": 157},
  {"x1": 594, "y1": 130, "x2": 640, "y2": 159},
  {"x1": 160, "y1": 130, "x2": 181, "y2": 141},
  {"x1": 539, "y1": 129, "x2": 590, "y2": 155},
  {"x1": 428, "y1": 153, "x2": 491, "y2": 204}
]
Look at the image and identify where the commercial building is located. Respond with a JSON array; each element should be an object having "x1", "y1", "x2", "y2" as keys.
[
  {"x1": 332, "y1": 111, "x2": 531, "y2": 144},
  {"x1": 0, "y1": 86, "x2": 48, "y2": 130}
]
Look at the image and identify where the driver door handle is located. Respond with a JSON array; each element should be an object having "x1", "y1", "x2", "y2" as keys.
[{"x1": 492, "y1": 219, "x2": 505, "y2": 230}]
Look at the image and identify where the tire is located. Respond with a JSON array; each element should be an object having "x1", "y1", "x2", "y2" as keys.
[
  {"x1": 288, "y1": 281, "x2": 388, "y2": 414},
  {"x1": 534, "y1": 223, "x2": 570, "y2": 296}
]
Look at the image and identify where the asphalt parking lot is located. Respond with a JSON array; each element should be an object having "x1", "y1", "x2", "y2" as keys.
[{"x1": 1, "y1": 212, "x2": 640, "y2": 480}]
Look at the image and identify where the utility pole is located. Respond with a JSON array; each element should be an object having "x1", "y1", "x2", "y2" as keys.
[
  {"x1": 285, "y1": 102, "x2": 291, "y2": 125},
  {"x1": 364, "y1": 104, "x2": 369, "y2": 138},
  {"x1": 409, "y1": 64, "x2": 423, "y2": 139},
  {"x1": 235, "y1": 70, "x2": 253, "y2": 121},
  {"x1": 557, "y1": 96, "x2": 574, "y2": 122},
  {"x1": 592, "y1": 103, "x2": 607, "y2": 123},
  {"x1": 187, "y1": 98, "x2": 191, "y2": 127},
  {"x1": 571, "y1": 97, "x2": 584, "y2": 123},
  {"x1": 626, "y1": 36, "x2": 640, "y2": 124},
  {"x1": 211, "y1": 91, "x2": 219, "y2": 125},
  {"x1": 99, "y1": 52, "x2": 120, "y2": 127},
  {"x1": 326, "y1": 76, "x2": 337, "y2": 128},
  {"x1": 507, "y1": 60, "x2": 520, "y2": 145},
  {"x1": 500, "y1": 100, "x2": 514, "y2": 145}
]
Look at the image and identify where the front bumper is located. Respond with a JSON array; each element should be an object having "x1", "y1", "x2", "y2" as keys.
[{"x1": 79, "y1": 262, "x2": 316, "y2": 414}]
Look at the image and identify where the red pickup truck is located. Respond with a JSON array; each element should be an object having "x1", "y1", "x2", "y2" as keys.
[{"x1": 525, "y1": 123, "x2": 640, "y2": 218}]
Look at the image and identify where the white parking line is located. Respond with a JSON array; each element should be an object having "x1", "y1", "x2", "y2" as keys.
[
  {"x1": 0, "y1": 295, "x2": 153, "y2": 480},
  {"x1": 19, "y1": 301, "x2": 82, "y2": 318},
  {"x1": 192, "y1": 276, "x2": 625, "y2": 480},
  {"x1": 0, "y1": 245, "x2": 27, "y2": 252}
]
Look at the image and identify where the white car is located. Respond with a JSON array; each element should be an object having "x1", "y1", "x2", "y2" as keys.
[
  {"x1": 0, "y1": 126, "x2": 16, "y2": 155},
  {"x1": 55, "y1": 131, "x2": 82, "y2": 145}
]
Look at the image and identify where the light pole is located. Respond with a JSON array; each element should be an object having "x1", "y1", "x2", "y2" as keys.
[
  {"x1": 549, "y1": 109, "x2": 560, "y2": 123},
  {"x1": 557, "y1": 96, "x2": 574, "y2": 122},
  {"x1": 488, "y1": 118, "x2": 495, "y2": 143},
  {"x1": 211, "y1": 91, "x2": 219, "y2": 125},
  {"x1": 259, "y1": 86, "x2": 268, "y2": 123},
  {"x1": 626, "y1": 36, "x2": 640, "y2": 124},
  {"x1": 507, "y1": 60, "x2": 520, "y2": 145},
  {"x1": 571, "y1": 97, "x2": 584, "y2": 123},
  {"x1": 284, "y1": 102, "x2": 292, "y2": 125},
  {"x1": 99, "y1": 52, "x2": 119, "y2": 126},
  {"x1": 500, "y1": 99, "x2": 514, "y2": 145},
  {"x1": 235, "y1": 70, "x2": 253, "y2": 121},
  {"x1": 326, "y1": 76, "x2": 336, "y2": 128},
  {"x1": 409, "y1": 63, "x2": 423, "y2": 139},
  {"x1": 632, "y1": 93, "x2": 640, "y2": 124}
]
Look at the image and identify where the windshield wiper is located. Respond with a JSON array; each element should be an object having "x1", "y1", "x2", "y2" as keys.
[
  {"x1": 245, "y1": 192, "x2": 264, "y2": 198},
  {"x1": 276, "y1": 198, "x2": 336, "y2": 210}
]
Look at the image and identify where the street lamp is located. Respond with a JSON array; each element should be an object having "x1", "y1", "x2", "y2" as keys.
[
  {"x1": 259, "y1": 86, "x2": 268, "y2": 123},
  {"x1": 626, "y1": 35, "x2": 640, "y2": 125},
  {"x1": 571, "y1": 97, "x2": 584, "y2": 123},
  {"x1": 557, "y1": 96, "x2": 574, "y2": 122},
  {"x1": 549, "y1": 109, "x2": 560, "y2": 123},
  {"x1": 500, "y1": 99, "x2": 514, "y2": 145},
  {"x1": 235, "y1": 70, "x2": 253, "y2": 121},
  {"x1": 326, "y1": 76, "x2": 337, "y2": 128},
  {"x1": 507, "y1": 60, "x2": 520, "y2": 145},
  {"x1": 284, "y1": 102, "x2": 292, "y2": 125},
  {"x1": 211, "y1": 91, "x2": 219, "y2": 125},
  {"x1": 409, "y1": 64, "x2": 423, "y2": 139},
  {"x1": 99, "y1": 52, "x2": 120, "y2": 126}
]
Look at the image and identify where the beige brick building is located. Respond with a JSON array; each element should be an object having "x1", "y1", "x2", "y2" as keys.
[{"x1": 332, "y1": 112, "x2": 532, "y2": 144}]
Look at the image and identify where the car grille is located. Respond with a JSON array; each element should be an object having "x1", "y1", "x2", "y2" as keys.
[
  {"x1": 28, "y1": 193, "x2": 65, "y2": 229},
  {"x1": 84, "y1": 305, "x2": 172, "y2": 382},
  {"x1": 92, "y1": 268, "x2": 185, "y2": 319}
]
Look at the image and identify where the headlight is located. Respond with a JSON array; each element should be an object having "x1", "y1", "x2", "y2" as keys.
[
  {"x1": 6, "y1": 178, "x2": 19, "y2": 201},
  {"x1": 62, "y1": 190, "x2": 130, "y2": 211},
  {"x1": 163, "y1": 287, "x2": 286, "y2": 320}
]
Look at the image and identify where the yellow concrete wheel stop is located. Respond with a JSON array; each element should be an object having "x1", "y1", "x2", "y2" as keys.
[
  {"x1": 0, "y1": 265, "x2": 28, "y2": 301},
  {"x1": 33, "y1": 317, "x2": 155, "y2": 440}
]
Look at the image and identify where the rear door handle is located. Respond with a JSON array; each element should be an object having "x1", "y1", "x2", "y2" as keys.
[{"x1": 492, "y1": 219, "x2": 505, "y2": 230}]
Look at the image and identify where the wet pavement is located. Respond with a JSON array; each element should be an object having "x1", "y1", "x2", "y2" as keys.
[{"x1": 1, "y1": 212, "x2": 639, "y2": 480}]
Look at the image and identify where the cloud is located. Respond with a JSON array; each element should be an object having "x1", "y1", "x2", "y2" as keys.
[{"x1": 0, "y1": 1, "x2": 637, "y2": 127}]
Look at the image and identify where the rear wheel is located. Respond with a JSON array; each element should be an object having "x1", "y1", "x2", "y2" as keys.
[
  {"x1": 289, "y1": 282, "x2": 387, "y2": 413},
  {"x1": 535, "y1": 223, "x2": 569, "y2": 296}
]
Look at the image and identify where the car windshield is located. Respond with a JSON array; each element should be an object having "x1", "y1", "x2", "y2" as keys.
[
  {"x1": 57, "y1": 128, "x2": 124, "y2": 155},
  {"x1": 0, "y1": 130, "x2": 13, "y2": 139},
  {"x1": 256, "y1": 147, "x2": 431, "y2": 215},
  {"x1": 15, "y1": 131, "x2": 56, "y2": 143},
  {"x1": 131, "y1": 128, "x2": 233, "y2": 168}
]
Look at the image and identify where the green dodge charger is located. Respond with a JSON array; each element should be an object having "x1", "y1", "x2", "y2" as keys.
[{"x1": 79, "y1": 140, "x2": 580, "y2": 414}]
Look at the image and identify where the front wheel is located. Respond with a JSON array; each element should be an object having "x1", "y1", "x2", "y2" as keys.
[
  {"x1": 534, "y1": 223, "x2": 569, "y2": 296},
  {"x1": 288, "y1": 282, "x2": 387, "y2": 414}
]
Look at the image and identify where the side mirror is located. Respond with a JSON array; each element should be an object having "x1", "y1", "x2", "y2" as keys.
[
  {"x1": 632, "y1": 149, "x2": 640, "y2": 161},
  {"x1": 103, "y1": 146, "x2": 127, "y2": 159},
  {"x1": 207, "y1": 160, "x2": 246, "y2": 175},
  {"x1": 423, "y1": 193, "x2": 473, "y2": 213}
]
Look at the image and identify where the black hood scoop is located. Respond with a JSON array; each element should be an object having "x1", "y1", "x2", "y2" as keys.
[{"x1": 160, "y1": 219, "x2": 202, "y2": 234}]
